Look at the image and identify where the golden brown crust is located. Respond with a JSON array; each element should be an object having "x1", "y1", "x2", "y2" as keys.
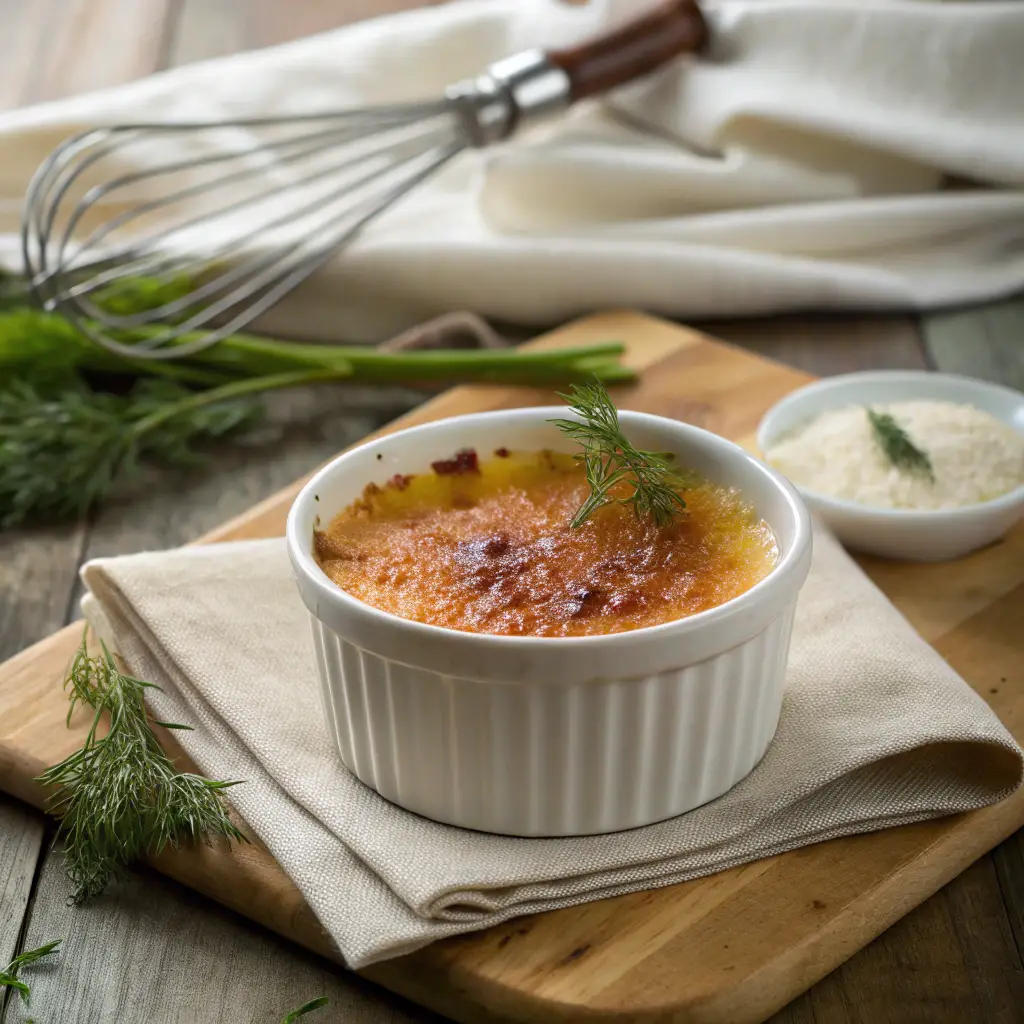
[{"x1": 314, "y1": 451, "x2": 776, "y2": 637}]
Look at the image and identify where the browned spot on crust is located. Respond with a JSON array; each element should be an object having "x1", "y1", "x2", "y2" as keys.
[{"x1": 431, "y1": 448, "x2": 479, "y2": 476}]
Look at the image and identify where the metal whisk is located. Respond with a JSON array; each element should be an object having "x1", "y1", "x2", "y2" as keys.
[{"x1": 22, "y1": 0, "x2": 706, "y2": 360}]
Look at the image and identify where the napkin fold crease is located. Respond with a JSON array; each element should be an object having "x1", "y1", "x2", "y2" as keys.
[{"x1": 80, "y1": 524, "x2": 1022, "y2": 968}]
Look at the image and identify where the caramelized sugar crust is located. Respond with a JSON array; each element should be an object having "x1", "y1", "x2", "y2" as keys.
[{"x1": 313, "y1": 450, "x2": 777, "y2": 638}]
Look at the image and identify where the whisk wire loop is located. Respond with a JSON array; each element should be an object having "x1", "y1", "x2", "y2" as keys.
[
  {"x1": 64, "y1": 119, "x2": 458, "y2": 320},
  {"x1": 21, "y1": 0, "x2": 709, "y2": 358},
  {"x1": 24, "y1": 109, "x2": 465, "y2": 358}
]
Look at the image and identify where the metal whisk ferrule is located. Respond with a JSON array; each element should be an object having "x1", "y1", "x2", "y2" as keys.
[{"x1": 445, "y1": 51, "x2": 571, "y2": 147}]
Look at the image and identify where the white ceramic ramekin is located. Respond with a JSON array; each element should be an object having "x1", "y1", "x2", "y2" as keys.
[
  {"x1": 287, "y1": 408, "x2": 812, "y2": 837},
  {"x1": 757, "y1": 371, "x2": 1024, "y2": 562}
]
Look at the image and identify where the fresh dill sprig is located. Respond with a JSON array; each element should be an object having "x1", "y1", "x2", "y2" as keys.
[
  {"x1": 0, "y1": 939, "x2": 61, "y2": 1006},
  {"x1": 36, "y1": 630, "x2": 247, "y2": 903},
  {"x1": 282, "y1": 996, "x2": 330, "y2": 1022},
  {"x1": 550, "y1": 380, "x2": 688, "y2": 528},
  {"x1": 0, "y1": 371, "x2": 311, "y2": 529},
  {"x1": 866, "y1": 408, "x2": 934, "y2": 483}
]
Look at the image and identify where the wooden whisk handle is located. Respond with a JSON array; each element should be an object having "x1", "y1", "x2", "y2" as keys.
[{"x1": 546, "y1": 0, "x2": 708, "y2": 102}]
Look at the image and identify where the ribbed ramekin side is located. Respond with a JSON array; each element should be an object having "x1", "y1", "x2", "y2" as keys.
[{"x1": 310, "y1": 608, "x2": 794, "y2": 837}]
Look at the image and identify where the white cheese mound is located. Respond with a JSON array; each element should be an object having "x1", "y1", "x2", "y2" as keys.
[{"x1": 765, "y1": 400, "x2": 1024, "y2": 510}]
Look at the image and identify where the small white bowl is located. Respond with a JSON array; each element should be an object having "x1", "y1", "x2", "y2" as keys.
[
  {"x1": 287, "y1": 407, "x2": 812, "y2": 837},
  {"x1": 757, "y1": 371, "x2": 1024, "y2": 562}
]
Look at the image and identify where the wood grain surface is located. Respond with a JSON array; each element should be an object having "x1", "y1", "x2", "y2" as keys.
[
  {"x1": 2, "y1": 312, "x2": 1022, "y2": 1024},
  {"x1": 922, "y1": 299, "x2": 1024, "y2": 393},
  {"x1": 0, "y1": 2, "x2": 1021, "y2": 1023}
]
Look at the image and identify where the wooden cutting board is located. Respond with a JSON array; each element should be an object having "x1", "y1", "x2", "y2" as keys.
[{"x1": 1, "y1": 311, "x2": 1022, "y2": 1024}]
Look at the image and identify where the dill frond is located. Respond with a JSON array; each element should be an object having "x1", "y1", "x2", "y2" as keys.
[
  {"x1": 0, "y1": 374, "x2": 263, "y2": 528},
  {"x1": 550, "y1": 380, "x2": 688, "y2": 528},
  {"x1": 866, "y1": 408, "x2": 934, "y2": 482},
  {"x1": 37, "y1": 630, "x2": 246, "y2": 903}
]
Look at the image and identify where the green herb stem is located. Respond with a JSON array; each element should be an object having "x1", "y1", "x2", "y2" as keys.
[
  {"x1": 0, "y1": 270, "x2": 635, "y2": 527},
  {"x1": 282, "y1": 996, "x2": 330, "y2": 1022},
  {"x1": 180, "y1": 329, "x2": 630, "y2": 383},
  {"x1": 0, "y1": 309, "x2": 229, "y2": 386},
  {"x1": 0, "y1": 305, "x2": 631, "y2": 387},
  {"x1": 127, "y1": 369, "x2": 345, "y2": 438},
  {"x1": 0, "y1": 939, "x2": 61, "y2": 1006}
]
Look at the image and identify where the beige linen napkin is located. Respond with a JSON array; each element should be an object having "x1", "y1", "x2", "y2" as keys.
[{"x1": 80, "y1": 524, "x2": 1023, "y2": 969}]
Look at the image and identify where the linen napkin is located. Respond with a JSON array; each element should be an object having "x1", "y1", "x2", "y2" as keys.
[
  {"x1": 79, "y1": 522, "x2": 1023, "y2": 969},
  {"x1": 1, "y1": 0, "x2": 1023, "y2": 342}
]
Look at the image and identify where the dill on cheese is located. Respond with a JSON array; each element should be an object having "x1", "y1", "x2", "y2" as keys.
[{"x1": 765, "y1": 400, "x2": 1024, "y2": 510}]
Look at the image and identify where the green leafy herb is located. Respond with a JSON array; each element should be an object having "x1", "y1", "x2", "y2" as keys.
[
  {"x1": 282, "y1": 996, "x2": 330, "y2": 1022},
  {"x1": 550, "y1": 380, "x2": 688, "y2": 528},
  {"x1": 0, "y1": 271, "x2": 634, "y2": 528},
  {"x1": 866, "y1": 408, "x2": 934, "y2": 482},
  {"x1": 0, "y1": 939, "x2": 61, "y2": 1006},
  {"x1": 0, "y1": 373, "x2": 269, "y2": 529},
  {"x1": 37, "y1": 630, "x2": 246, "y2": 903}
]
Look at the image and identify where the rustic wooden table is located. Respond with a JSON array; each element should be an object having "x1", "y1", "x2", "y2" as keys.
[{"x1": 1, "y1": 2, "x2": 1022, "y2": 1022}]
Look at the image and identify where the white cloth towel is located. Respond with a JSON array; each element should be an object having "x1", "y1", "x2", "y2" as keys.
[
  {"x1": 1, "y1": 0, "x2": 1022, "y2": 341},
  {"x1": 79, "y1": 524, "x2": 1023, "y2": 969}
]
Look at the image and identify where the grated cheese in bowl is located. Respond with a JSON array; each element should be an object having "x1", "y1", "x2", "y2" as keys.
[{"x1": 764, "y1": 400, "x2": 1024, "y2": 510}]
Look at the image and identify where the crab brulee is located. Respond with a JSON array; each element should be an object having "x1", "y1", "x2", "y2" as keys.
[{"x1": 312, "y1": 447, "x2": 777, "y2": 638}]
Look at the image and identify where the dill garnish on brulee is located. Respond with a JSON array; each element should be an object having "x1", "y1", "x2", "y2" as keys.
[{"x1": 313, "y1": 383, "x2": 777, "y2": 637}]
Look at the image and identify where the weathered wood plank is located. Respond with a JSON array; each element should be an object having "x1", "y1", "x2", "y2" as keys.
[
  {"x1": 0, "y1": 528, "x2": 83, "y2": 1009},
  {"x1": 941, "y1": 857, "x2": 1024, "y2": 1019},
  {"x1": 818, "y1": 891, "x2": 983, "y2": 1023},
  {"x1": 922, "y1": 297, "x2": 1024, "y2": 392},
  {"x1": 0, "y1": 515, "x2": 87, "y2": 1011},
  {"x1": 0, "y1": 528, "x2": 86, "y2": 664},
  {"x1": 767, "y1": 994, "x2": 818, "y2": 1024},
  {"x1": 698, "y1": 313, "x2": 929, "y2": 378},
  {"x1": 769, "y1": 855, "x2": 1024, "y2": 1024},
  {"x1": 0, "y1": 799, "x2": 44, "y2": 974},
  {"x1": 993, "y1": 831, "x2": 1024, "y2": 977},
  {"x1": 4, "y1": 846, "x2": 444, "y2": 1024}
]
